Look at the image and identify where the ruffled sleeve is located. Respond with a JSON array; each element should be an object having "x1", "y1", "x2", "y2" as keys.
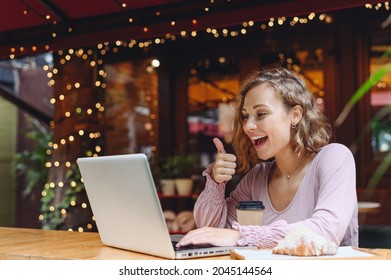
[
  {"x1": 233, "y1": 220, "x2": 293, "y2": 248},
  {"x1": 193, "y1": 164, "x2": 230, "y2": 228},
  {"x1": 193, "y1": 163, "x2": 259, "y2": 229}
]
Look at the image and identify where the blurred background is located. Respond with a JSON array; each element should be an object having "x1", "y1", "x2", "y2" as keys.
[{"x1": 0, "y1": 0, "x2": 390, "y2": 248}]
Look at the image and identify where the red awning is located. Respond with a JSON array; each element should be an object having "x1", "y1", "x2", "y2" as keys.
[{"x1": 0, "y1": 0, "x2": 387, "y2": 58}]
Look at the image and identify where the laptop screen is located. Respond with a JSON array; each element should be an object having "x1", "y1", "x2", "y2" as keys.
[{"x1": 77, "y1": 153, "x2": 177, "y2": 259}]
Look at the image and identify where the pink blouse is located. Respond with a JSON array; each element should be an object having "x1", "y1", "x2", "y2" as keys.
[{"x1": 193, "y1": 143, "x2": 359, "y2": 248}]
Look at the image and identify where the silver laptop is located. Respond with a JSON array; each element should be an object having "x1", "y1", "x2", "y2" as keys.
[{"x1": 77, "y1": 153, "x2": 242, "y2": 259}]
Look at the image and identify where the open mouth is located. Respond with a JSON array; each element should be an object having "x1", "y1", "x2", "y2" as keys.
[{"x1": 252, "y1": 135, "x2": 268, "y2": 148}]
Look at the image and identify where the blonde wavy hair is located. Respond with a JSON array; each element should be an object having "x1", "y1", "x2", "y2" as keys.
[{"x1": 232, "y1": 67, "x2": 332, "y2": 174}]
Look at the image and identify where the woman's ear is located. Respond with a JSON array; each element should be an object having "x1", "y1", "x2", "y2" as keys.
[{"x1": 291, "y1": 105, "x2": 303, "y2": 125}]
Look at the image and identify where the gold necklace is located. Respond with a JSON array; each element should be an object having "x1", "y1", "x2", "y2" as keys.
[
  {"x1": 285, "y1": 165, "x2": 301, "y2": 179},
  {"x1": 280, "y1": 157, "x2": 309, "y2": 180}
]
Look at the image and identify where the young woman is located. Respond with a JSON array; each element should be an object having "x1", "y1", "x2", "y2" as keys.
[{"x1": 177, "y1": 67, "x2": 358, "y2": 248}]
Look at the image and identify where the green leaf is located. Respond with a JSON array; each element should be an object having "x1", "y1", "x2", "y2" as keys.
[
  {"x1": 335, "y1": 54, "x2": 391, "y2": 127},
  {"x1": 348, "y1": 65, "x2": 391, "y2": 106}
]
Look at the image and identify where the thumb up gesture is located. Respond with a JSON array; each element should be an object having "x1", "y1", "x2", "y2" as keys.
[{"x1": 212, "y1": 138, "x2": 237, "y2": 183}]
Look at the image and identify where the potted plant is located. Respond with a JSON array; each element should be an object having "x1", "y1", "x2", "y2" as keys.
[
  {"x1": 162, "y1": 154, "x2": 198, "y2": 195},
  {"x1": 159, "y1": 158, "x2": 177, "y2": 195}
]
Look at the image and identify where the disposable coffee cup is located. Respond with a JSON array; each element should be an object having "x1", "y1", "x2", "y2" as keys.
[{"x1": 236, "y1": 201, "x2": 265, "y2": 226}]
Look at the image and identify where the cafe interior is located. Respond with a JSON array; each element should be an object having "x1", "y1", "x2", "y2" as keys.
[{"x1": 1, "y1": 0, "x2": 391, "y2": 258}]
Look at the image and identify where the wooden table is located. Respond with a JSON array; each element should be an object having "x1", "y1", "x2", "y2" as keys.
[
  {"x1": 1, "y1": 227, "x2": 390, "y2": 260},
  {"x1": 0, "y1": 226, "x2": 229, "y2": 260}
]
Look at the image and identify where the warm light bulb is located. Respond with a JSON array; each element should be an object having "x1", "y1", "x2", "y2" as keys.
[{"x1": 151, "y1": 59, "x2": 160, "y2": 68}]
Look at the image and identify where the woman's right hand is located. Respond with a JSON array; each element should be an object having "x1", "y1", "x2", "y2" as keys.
[
  {"x1": 176, "y1": 227, "x2": 240, "y2": 248},
  {"x1": 212, "y1": 137, "x2": 237, "y2": 183}
]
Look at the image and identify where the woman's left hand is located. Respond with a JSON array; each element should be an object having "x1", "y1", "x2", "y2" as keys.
[{"x1": 176, "y1": 227, "x2": 240, "y2": 247}]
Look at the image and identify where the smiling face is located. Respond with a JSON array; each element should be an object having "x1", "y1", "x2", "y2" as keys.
[
  {"x1": 232, "y1": 68, "x2": 329, "y2": 174},
  {"x1": 241, "y1": 83, "x2": 296, "y2": 160}
]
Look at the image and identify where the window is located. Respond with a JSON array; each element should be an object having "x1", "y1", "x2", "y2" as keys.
[
  {"x1": 104, "y1": 59, "x2": 159, "y2": 159},
  {"x1": 187, "y1": 56, "x2": 239, "y2": 167},
  {"x1": 369, "y1": 45, "x2": 391, "y2": 160}
]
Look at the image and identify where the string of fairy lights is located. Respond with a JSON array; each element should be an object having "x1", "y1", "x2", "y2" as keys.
[
  {"x1": 6, "y1": 1, "x2": 390, "y2": 60},
  {"x1": 39, "y1": 44, "x2": 160, "y2": 232},
  {"x1": 45, "y1": 48, "x2": 106, "y2": 160},
  {"x1": 38, "y1": 47, "x2": 107, "y2": 232},
  {"x1": 9, "y1": 2, "x2": 391, "y2": 232}
]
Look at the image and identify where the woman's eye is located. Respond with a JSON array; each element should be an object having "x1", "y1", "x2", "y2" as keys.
[
  {"x1": 241, "y1": 114, "x2": 249, "y2": 121},
  {"x1": 257, "y1": 112, "x2": 266, "y2": 119}
]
